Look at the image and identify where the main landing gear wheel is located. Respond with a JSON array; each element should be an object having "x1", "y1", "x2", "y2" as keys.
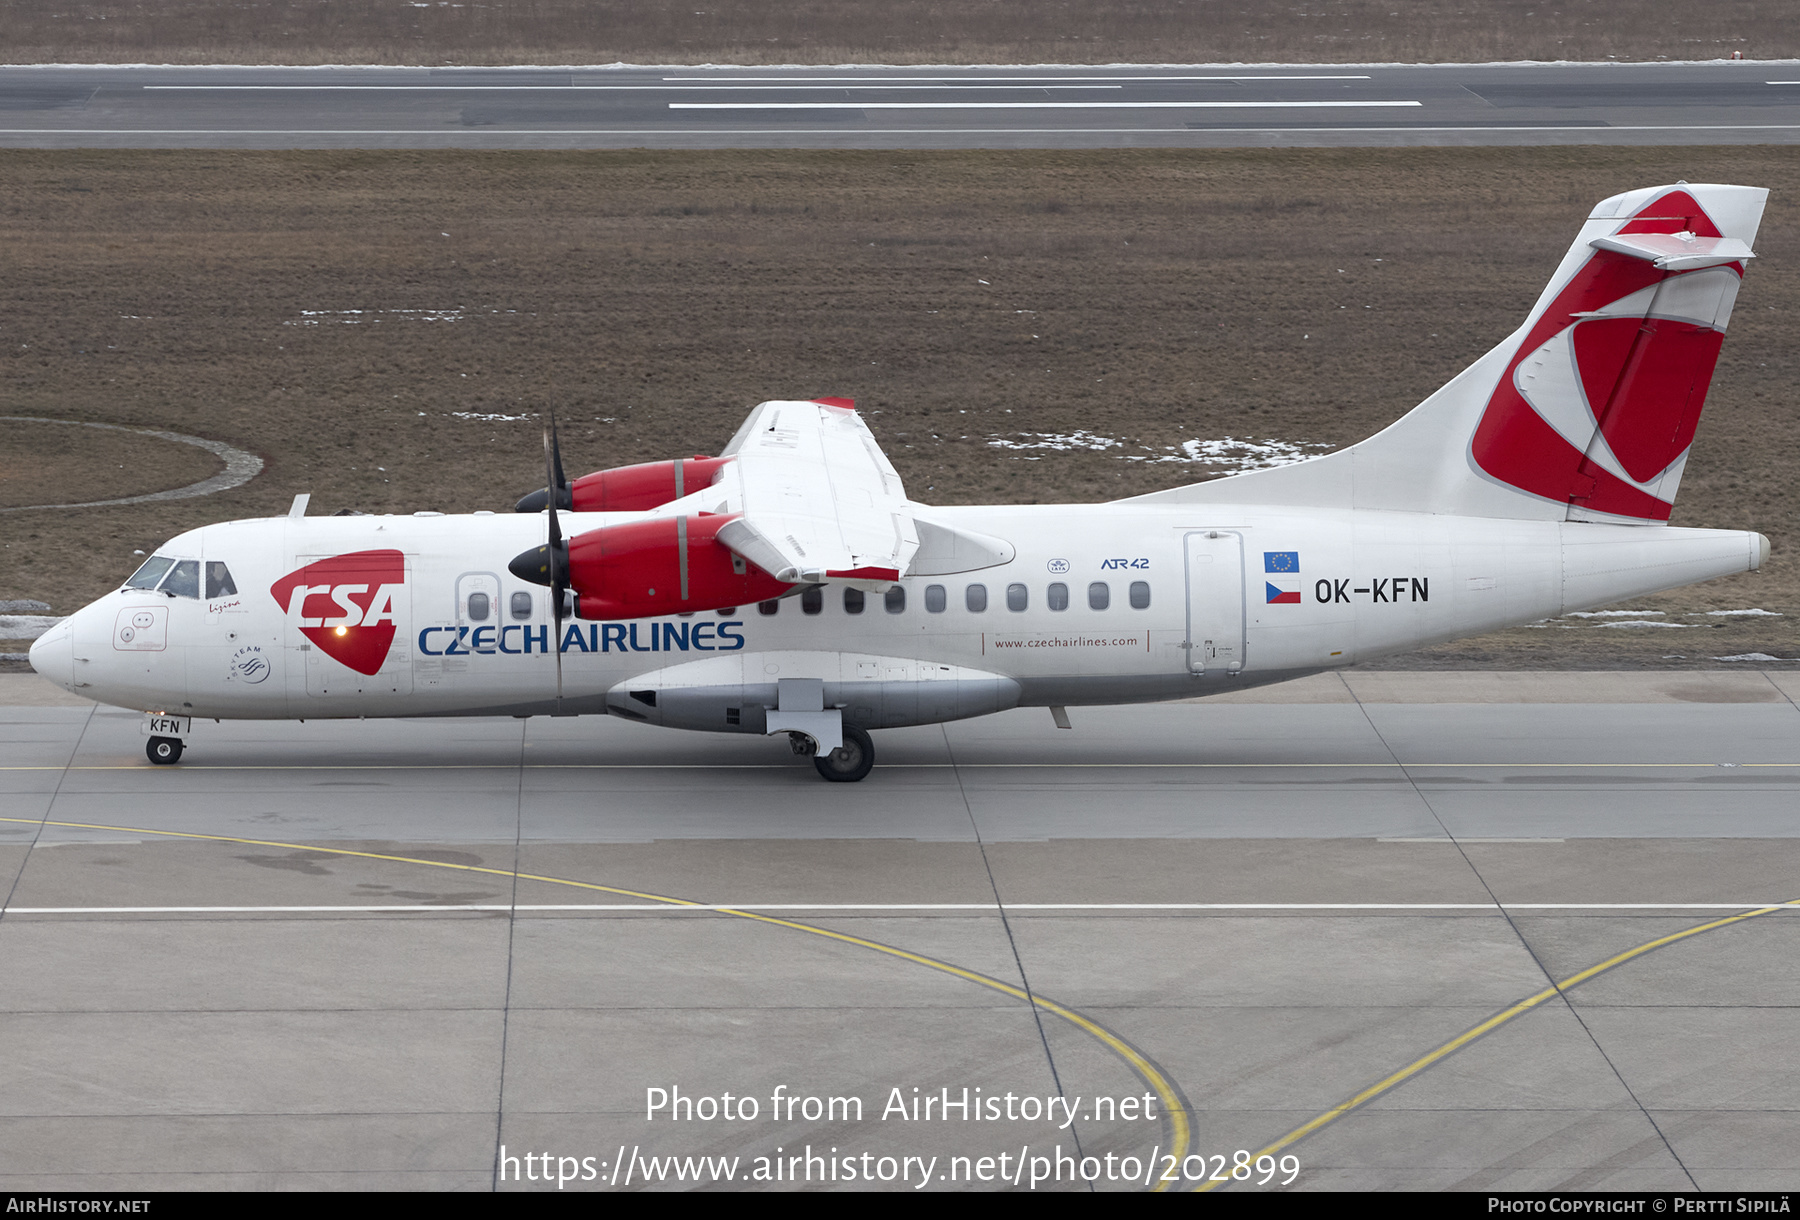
[
  {"x1": 813, "y1": 725, "x2": 874, "y2": 783},
  {"x1": 146, "y1": 736, "x2": 183, "y2": 765}
]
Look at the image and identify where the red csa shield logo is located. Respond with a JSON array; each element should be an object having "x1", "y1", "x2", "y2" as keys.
[{"x1": 270, "y1": 550, "x2": 405, "y2": 676}]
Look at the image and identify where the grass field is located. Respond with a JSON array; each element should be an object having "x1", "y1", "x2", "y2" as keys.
[
  {"x1": 0, "y1": 1, "x2": 1793, "y2": 66},
  {"x1": 2, "y1": 146, "x2": 1796, "y2": 668}
]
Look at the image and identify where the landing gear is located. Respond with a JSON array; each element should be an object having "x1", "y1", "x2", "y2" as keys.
[
  {"x1": 812, "y1": 725, "x2": 874, "y2": 783},
  {"x1": 146, "y1": 735, "x2": 184, "y2": 765}
]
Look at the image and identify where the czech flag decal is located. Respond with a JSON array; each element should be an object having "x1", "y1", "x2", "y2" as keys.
[{"x1": 1264, "y1": 551, "x2": 1302, "y2": 604}]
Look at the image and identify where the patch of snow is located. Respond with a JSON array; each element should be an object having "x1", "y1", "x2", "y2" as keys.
[
  {"x1": 1597, "y1": 621, "x2": 1693, "y2": 629},
  {"x1": 988, "y1": 430, "x2": 1122, "y2": 453},
  {"x1": 286, "y1": 307, "x2": 471, "y2": 326},
  {"x1": 0, "y1": 615, "x2": 64, "y2": 639},
  {"x1": 1566, "y1": 610, "x2": 1663, "y2": 618},
  {"x1": 451, "y1": 411, "x2": 535, "y2": 422},
  {"x1": 1713, "y1": 653, "x2": 1797, "y2": 662},
  {"x1": 1705, "y1": 608, "x2": 1783, "y2": 617},
  {"x1": 988, "y1": 432, "x2": 1332, "y2": 471},
  {"x1": 1128, "y1": 436, "x2": 1334, "y2": 469}
]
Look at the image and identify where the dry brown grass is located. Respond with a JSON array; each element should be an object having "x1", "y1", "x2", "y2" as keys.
[
  {"x1": 0, "y1": 1, "x2": 1791, "y2": 66},
  {"x1": 1, "y1": 146, "x2": 1797, "y2": 669}
]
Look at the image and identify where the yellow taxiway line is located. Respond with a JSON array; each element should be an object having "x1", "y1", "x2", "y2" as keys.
[
  {"x1": 1195, "y1": 896, "x2": 1800, "y2": 1192},
  {"x1": 0, "y1": 814, "x2": 1191, "y2": 1190}
]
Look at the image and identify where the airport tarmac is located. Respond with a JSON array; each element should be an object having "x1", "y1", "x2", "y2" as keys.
[{"x1": 2, "y1": 670, "x2": 1798, "y2": 1191}]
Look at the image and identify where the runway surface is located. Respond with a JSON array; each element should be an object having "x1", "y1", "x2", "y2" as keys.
[
  {"x1": 3, "y1": 62, "x2": 1800, "y2": 148},
  {"x1": 3, "y1": 670, "x2": 1798, "y2": 1190}
]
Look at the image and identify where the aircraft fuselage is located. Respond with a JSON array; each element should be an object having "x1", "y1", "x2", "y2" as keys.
[{"x1": 30, "y1": 502, "x2": 1764, "y2": 730}]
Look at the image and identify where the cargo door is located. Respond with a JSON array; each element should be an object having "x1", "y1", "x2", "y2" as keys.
[{"x1": 284, "y1": 550, "x2": 414, "y2": 698}]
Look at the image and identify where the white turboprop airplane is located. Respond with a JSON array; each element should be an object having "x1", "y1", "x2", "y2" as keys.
[{"x1": 29, "y1": 182, "x2": 1773, "y2": 781}]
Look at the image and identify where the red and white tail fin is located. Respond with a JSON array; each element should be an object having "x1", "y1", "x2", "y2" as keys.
[{"x1": 1127, "y1": 183, "x2": 1766, "y2": 522}]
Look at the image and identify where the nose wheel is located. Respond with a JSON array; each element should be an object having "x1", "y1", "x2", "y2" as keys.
[
  {"x1": 812, "y1": 725, "x2": 874, "y2": 783},
  {"x1": 146, "y1": 736, "x2": 184, "y2": 766}
]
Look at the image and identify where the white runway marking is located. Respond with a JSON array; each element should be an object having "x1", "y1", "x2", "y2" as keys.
[
  {"x1": 143, "y1": 84, "x2": 1130, "y2": 92},
  {"x1": 143, "y1": 76, "x2": 1376, "y2": 89},
  {"x1": 669, "y1": 100, "x2": 1425, "y2": 111},
  {"x1": 658, "y1": 75, "x2": 1376, "y2": 83},
  {"x1": 10, "y1": 125, "x2": 1800, "y2": 138},
  {"x1": 8, "y1": 902, "x2": 1796, "y2": 914}
]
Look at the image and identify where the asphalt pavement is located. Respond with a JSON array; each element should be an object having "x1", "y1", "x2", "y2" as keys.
[
  {"x1": 2, "y1": 61, "x2": 1798, "y2": 148},
  {"x1": 4, "y1": 672, "x2": 1798, "y2": 1190}
]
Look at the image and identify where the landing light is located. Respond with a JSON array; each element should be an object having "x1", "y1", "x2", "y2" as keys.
[{"x1": 335, "y1": 626, "x2": 347, "y2": 636}]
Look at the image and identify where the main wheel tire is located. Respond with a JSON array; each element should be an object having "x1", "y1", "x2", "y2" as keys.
[
  {"x1": 813, "y1": 725, "x2": 874, "y2": 783},
  {"x1": 146, "y1": 736, "x2": 184, "y2": 765}
]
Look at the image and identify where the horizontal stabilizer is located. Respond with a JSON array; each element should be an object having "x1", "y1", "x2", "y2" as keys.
[{"x1": 1590, "y1": 232, "x2": 1754, "y2": 271}]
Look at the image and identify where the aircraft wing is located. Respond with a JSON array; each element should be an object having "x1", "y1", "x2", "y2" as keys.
[{"x1": 712, "y1": 400, "x2": 919, "y2": 588}]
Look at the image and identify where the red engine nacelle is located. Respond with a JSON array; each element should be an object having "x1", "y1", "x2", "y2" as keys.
[
  {"x1": 567, "y1": 513, "x2": 790, "y2": 620},
  {"x1": 569, "y1": 456, "x2": 733, "y2": 513}
]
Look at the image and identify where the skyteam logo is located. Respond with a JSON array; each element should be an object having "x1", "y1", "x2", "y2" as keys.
[{"x1": 1264, "y1": 551, "x2": 1302, "y2": 604}]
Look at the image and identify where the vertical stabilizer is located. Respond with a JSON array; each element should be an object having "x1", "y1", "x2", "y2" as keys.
[{"x1": 1126, "y1": 184, "x2": 1766, "y2": 523}]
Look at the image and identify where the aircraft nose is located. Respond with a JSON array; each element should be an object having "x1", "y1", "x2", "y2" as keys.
[{"x1": 27, "y1": 619, "x2": 74, "y2": 691}]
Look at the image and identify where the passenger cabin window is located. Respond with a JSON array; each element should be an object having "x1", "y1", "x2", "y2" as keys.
[
  {"x1": 965, "y1": 584, "x2": 987, "y2": 613},
  {"x1": 1047, "y1": 582, "x2": 1069, "y2": 611},
  {"x1": 758, "y1": 600, "x2": 780, "y2": 616},
  {"x1": 467, "y1": 591, "x2": 490, "y2": 622},
  {"x1": 716, "y1": 606, "x2": 738, "y2": 616},
  {"x1": 1006, "y1": 583, "x2": 1028, "y2": 612},
  {"x1": 1088, "y1": 582, "x2": 1110, "y2": 611},
  {"x1": 885, "y1": 586, "x2": 906, "y2": 614},
  {"x1": 1129, "y1": 581, "x2": 1151, "y2": 610},
  {"x1": 205, "y1": 562, "x2": 238, "y2": 599},
  {"x1": 801, "y1": 586, "x2": 823, "y2": 615},
  {"x1": 162, "y1": 560, "x2": 200, "y2": 600},
  {"x1": 843, "y1": 588, "x2": 865, "y2": 614},
  {"x1": 125, "y1": 556, "x2": 174, "y2": 591},
  {"x1": 510, "y1": 591, "x2": 533, "y2": 620},
  {"x1": 925, "y1": 584, "x2": 947, "y2": 613}
]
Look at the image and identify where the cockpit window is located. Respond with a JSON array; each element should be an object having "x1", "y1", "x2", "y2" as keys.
[
  {"x1": 124, "y1": 555, "x2": 174, "y2": 591},
  {"x1": 205, "y1": 562, "x2": 238, "y2": 599},
  {"x1": 161, "y1": 560, "x2": 200, "y2": 599}
]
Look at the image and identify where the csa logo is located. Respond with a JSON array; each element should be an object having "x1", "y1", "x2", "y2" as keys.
[
  {"x1": 269, "y1": 550, "x2": 406, "y2": 677},
  {"x1": 230, "y1": 644, "x2": 271, "y2": 684}
]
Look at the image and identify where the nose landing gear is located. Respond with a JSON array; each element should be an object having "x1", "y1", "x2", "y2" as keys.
[{"x1": 146, "y1": 736, "x2": 184, "y2": 765}]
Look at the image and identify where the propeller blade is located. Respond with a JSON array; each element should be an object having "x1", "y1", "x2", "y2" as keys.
[
  {"x1": 544, "y1": 416, "x2": 566, "y2": 703},
  {"x1": 551, "y1": 414, "x2": 568, "y2": 494},
  {"x1": 552, "y1": 591, "x2": 564, "y2": 703},
  {"x1": 516, "y1": 410, "x2": 572, "y2": 512}
]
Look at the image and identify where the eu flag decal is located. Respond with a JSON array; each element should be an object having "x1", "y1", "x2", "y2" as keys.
[{"x1": 1263, "y1": 552, "x2": 1302, "y2": 604}]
